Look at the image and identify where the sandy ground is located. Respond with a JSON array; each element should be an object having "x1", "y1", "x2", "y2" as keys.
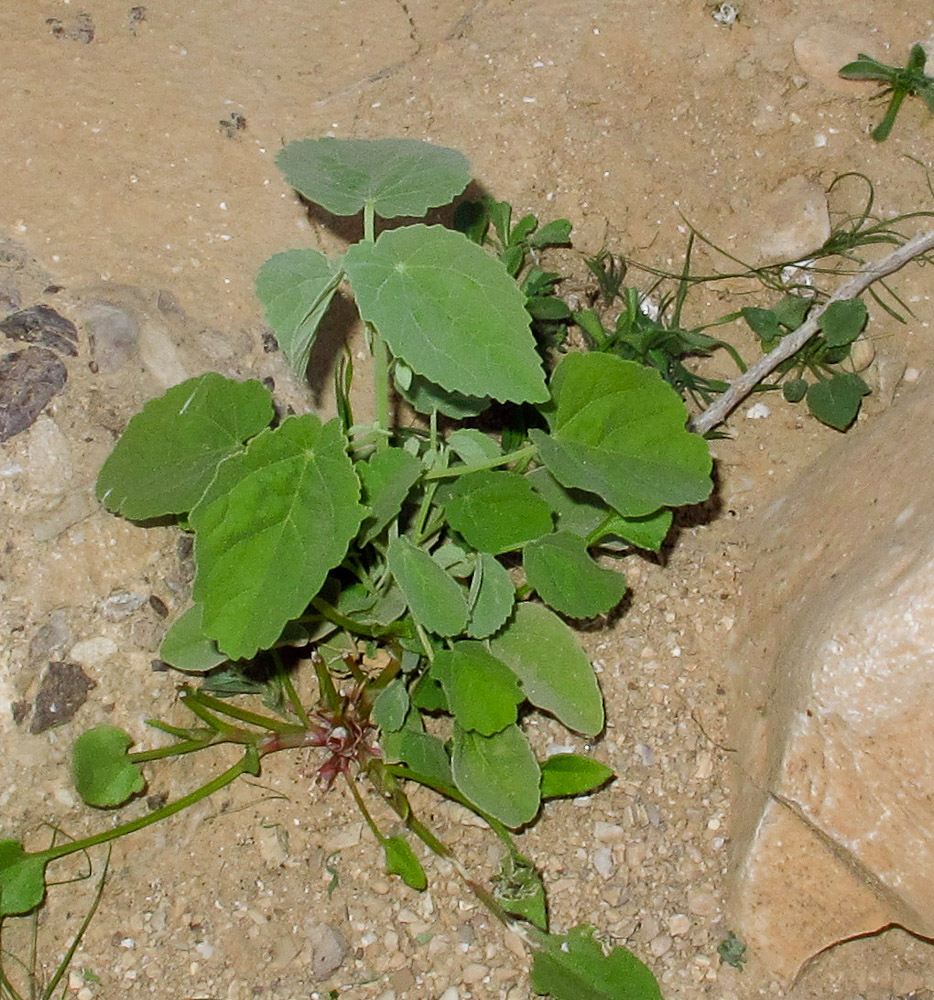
[{"x1": 3, "y1": 2, "x2": 934, "y2": 998}]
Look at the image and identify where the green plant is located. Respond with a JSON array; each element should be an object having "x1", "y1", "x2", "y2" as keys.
[
  {"x1": 839, "y1": 44, "x2": 934, "y2": 142},
  {"x1": 2, "y1": 138, "x2": 714, "y2": 999},
  {"x1": 717, "y1": 931, "x2": 747, "y2": 971}
]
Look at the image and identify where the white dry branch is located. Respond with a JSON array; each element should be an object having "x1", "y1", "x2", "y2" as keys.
[{"x1": 691, "y1": 228, "x2": 934, "y2": 435}]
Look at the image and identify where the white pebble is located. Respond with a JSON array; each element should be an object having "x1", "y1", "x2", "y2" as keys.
[
  {"x1": 745, "y1": 402, "x2": 772, "y2": 420},
  {"x1": 903, "y1": 366, "x2": 921, "y2": 383}
]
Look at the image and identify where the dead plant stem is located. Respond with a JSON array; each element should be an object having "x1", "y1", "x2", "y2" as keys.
[{"x1": 691, "y1": 229, "x2": 934, "y2": 435}]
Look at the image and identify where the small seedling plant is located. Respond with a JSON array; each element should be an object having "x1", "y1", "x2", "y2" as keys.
[
  {"x1": 1, "y1": 138, "x2": 715, "y2": 999},
  {"x1": 839, "y1": 43, "x2": 934, "y2": 142}
]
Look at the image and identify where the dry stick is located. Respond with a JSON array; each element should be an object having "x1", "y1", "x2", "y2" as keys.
[{"x1": 691, "y1": 229, "x2": 934, "y2": 436}]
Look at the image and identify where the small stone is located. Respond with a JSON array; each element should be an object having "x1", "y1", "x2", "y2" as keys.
[
  {"x1": 100, "y1": 591, "x2": 148, "y2": 621},
  {"x1": 82, "y1": 301, "x2": 139, "y2": 373},
  {"x1": 687, "y1": 889, "x2": 719, "y2": 918},
  {"x1": 462, "y1": 963, "x2": 488, "y2": 984},
  {"x1": 439, "y1": 988, "x2": 459, "y2": 1000},
  {"x1": 738, "y1": 176, "x2": 831, "y2": 266},
  {"x1": 29, "y1": 661, "x2": 96, "y2": 733},
  {"x1": 593, "y1": 821, "x2": 626, "y2": 843},
  {"x1": 324, "y1": 822, "x2": 362, "y2": 850},
  {"x1": 649, "y1": 933, "x2": 672, "y2": 957},
  {"x1": 903, "y1": 366, "x2": 921, "y2": 384},
  {"x1": 0, "y1": 347, "x2": 67, "y2": 442},
  {"x1": 745, "y1": 402, "x2": 771, "y2": 420},
  {"x1": 668, "y1": 913, "x2": 691, "y2": 936},
  {"x1": 592, "y1": 846, "x2": 614, "y2": 879},
  {"x1": 304, "y1": 921, "x2": 349, "y2": 981},
  {"x1": 69, "y1": 636, "x2": 118, "y2": 667},
  {"x1": 793, "y1": 23, "x2": 886, "y2": 94}
]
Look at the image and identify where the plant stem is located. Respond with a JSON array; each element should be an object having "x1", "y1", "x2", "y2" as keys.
[
  {"x1": 692, "y1": 228, "x2": 934, "y2": 434},
  {"x1": 423, "y1": 443, "x2": 540, "y2": 480},
  {"x1": 41, "y1": 749, "x2": 259, "y2": 866}
]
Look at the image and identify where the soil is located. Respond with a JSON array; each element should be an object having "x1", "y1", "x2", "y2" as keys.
[{"x1": 2, "y1": 2, "x2": 934, "y2": 999}]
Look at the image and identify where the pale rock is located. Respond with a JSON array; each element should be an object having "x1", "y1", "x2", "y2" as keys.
[
  {"x1": 649, "y1": 933, "x2": 672, "y2": 957},
  {"x1": 303, "y1": 920, "x2": 349, "y2": 981},
  {"x1": 25, "y1": 416, "x2": 73, "y2": 496},
  {"x1": 793, "y1": 22, "x2": 887, "y2": 94},
  {"x1": 733, "y1": 175, "x2": 831, "y2": 267},
  {"x1": 728, "y1": 376, "x2": 934, "y2": 981},
  {"x1": 68, "y1": 636, "x2": 117, "y2": 667}
]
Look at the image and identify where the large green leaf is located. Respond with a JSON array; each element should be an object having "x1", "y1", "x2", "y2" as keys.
[
  {"x1": 490, "y1": 603, "x2": 604, "y2": 736},
  {"x1": 531, "y1": 925, "x2": 662, "y2": 1000},
  {"x1": 276, "y1": 137, "x2": 471, "y2": 219},
  {"x1": 344, "y1": 225, "x2": 549, "y2": 404},
  {"x1": 431, "y1": 642, "x2": 523, "y2": 735},
  {"x1": 533, "y1": 354, "x2": 712, "y2": 516},
  {"x1": 255, "y1": 249, "x2": 343, "y2": 375},
  {"x1": 467, "y1": 553, "x2": 515, "y2": 639},
  {"x1": 523, "y1": 532, "x2": 626, "y2": 618},
  {"x1": 72, "y1": 726, "x2": 146, "y2": 807},
  {"x1": 190, "y1": 415, "x2": 365, "y2": 659},
  {"x1": 451, "y1": 723, "x2": 541, "y2": 828},
  {"x1": 96, "y1": 374, "x2": 274, "y2": 519},
  {"x1": 387, "y1": 536, "x2": 470, "y2": 637},
  {"x1": 445, "y1": 471, "x2": 553, "y2": 555},
  {"x1": 0, "y1": 840, "x2": 48, "y2": 917}
]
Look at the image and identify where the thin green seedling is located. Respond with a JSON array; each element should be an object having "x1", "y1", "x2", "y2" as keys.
[
  {"x1": 839, "y1": 43, "x2": 934, "y2": 142},
  {"x1": 6, "y1": 137, "x2": 717, "y2": 1000}
]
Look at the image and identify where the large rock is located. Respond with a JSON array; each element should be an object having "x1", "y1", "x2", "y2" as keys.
[{"x1": 728, "y1": 376, "x2": 934, "y2": 982}]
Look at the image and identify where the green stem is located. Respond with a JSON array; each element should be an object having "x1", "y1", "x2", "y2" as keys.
[
  {"x1": 423, "y1": 443, "x2": 540, "y2": 481},
  {"x1": 361, "y1": 200, "x2": 392, "y2": 445},
  {"x1": 42, "y1": 749, "x2": 259, "y2": 866},
  {"x1": 343, "y1": 772, "x2": 385, "y2": 843},
  {"x1": 181, "y1": 687, "x2": 304, "y2": 735}
]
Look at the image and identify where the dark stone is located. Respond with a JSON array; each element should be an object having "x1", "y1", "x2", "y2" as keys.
[
  {"x1": 1, "y1": 305, "x2": 78, "y2": 356},
  {"x1": 29, "y1": 661, "x2": 97, "y2": 733},
  {"x1": 0, "y1": 346, "x2": 67, "y2": 441}
]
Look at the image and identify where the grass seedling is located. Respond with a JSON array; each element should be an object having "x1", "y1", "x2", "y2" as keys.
[{"x1": 839, "y1": 44, "x2": 934, "y2": 142}]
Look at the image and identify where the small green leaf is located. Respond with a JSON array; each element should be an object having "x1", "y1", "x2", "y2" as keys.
[
  {"x1": 602, "y1": 508, "x2": 673, "y2": 553},
  {"x1": 490, "y1": 603, "x2": 604, "y2": 736},
  {"x1": 159, "y1": 603, "x2": 228, "y2": 672},
  {"x1": 534, "y1": 354, "x2": 712, "y2": 517},
  {"x1": 806, "y1": 373, "x2": 870, "y2": 431},
  {"x1": 494, "y1": 852, "x2": 548, "y2": 931},
  {"x1": 524, "y1": 532, "x2": 626, "y2": 618},
  {"x1": 190, "y1": 415, "x2": 365, "y2": 659},
  {"x1": 73, "y1": 726, "x2": 145, "y2": 808},
  {"x1": 380, "y1": 729, "x2": 453, "y2": 786},
  {"x1": 276, "y1": 137, "x2": 471, "y2": 219},
  {"x1": 531, "y1": 925, "x2": 663, "y2": 1000},
  {"x1": 782, "y1": 377, "x2": 808, "y2": 403},
  {"x1": 383, "y1": 835, "x2": 427, "y2": 890},
  {"x1": 771, "y1": 294, "x2": 811, "y2": 330},
  {"x1": 445, "y1": 471, "x2": 553, "y2": 555},
  {"x1": 741, "y1": 307, "x2": 784, "y2": 344},
  {"x1": 467, "y1": 553, "x2": 515, "y2": 639},
  {"x1": 447, "y1": 428, "x2": 502, "y2": 467},
  {"x1": 529, "y1": 218, "x2": 573, "y2": 248},
  {"x1": 372, "y1": 678, "x2": 410, "y2": 733},
  {"x1": 344, "y1": 225, "x2": 549, "y2": 404},
  {"x1": 96, "y1": 374, "x2": 274, "y2": 519},
  {"x1": 388, "y1": 537, "x2": 470, "y2": 637},
  {"x1": 540, "y1": 754, "x2": 614, "y2": 799},
  {"x1": 819, "y1": 299, "x2": 868, "y2": 347},
  {"x1": 0, "y1": 840, "x2": 50, "y2": 917},
  {"x1": 410, "y1": 673, "x2": 448, "y2": 713},
  {"x1": 358, "y1": 447, "x2": 422, "y2": 544},
  {"x1": 451, "y1": 723, "x2": 541, "y2": 828},
  {"x1": 431, "y1": 642, "x2": 523, "y2": 735},
  {"x1": 255, "y1": 249, "x2": 343, "y2": 376}
]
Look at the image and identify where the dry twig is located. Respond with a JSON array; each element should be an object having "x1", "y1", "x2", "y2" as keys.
[{"x1": 691, "y1": 229, "x2": 934, "y2": 435}]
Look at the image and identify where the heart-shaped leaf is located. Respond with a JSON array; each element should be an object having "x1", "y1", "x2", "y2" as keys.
[
  {"x1": 190, "y1": 415, "x2": 365, "y2": 659},
  {"x1": 96, "y1": 374, "x2": 274, "y2": 519},
  {"x1": 0, "y1": 840, "x2": 49, "y2": 917},
  {"x1": 344, "y1": 226, "x2": 548, "y2": 404},
  {"x1": 276, "y1": 137, "x2": 471, "y2": 219},
  {"x1": 72, "y1": 726, "x2": 145, "y2": 808},
  {"x1": 533, "y1": 354, "x2": 712, "y2": 517},
  {"x1": 819, "y1": 299, "x2": 868, "y2": 347},
  {"x1": 445, "y1": 471, "x2": 553, "y2": 554}
]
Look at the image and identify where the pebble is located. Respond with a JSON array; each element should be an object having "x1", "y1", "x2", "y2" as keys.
[
  {"x1": 742, "y1": 176, "x2": 831, "y2": 266},
  {"x1": 592, "y1": 846, "x2": 614, "y2": 879},
  {"x1": 462, "y1": 963, "x2": 488, "y2": 984},
  {"x1": 649, "y1": 933, "x2": 673, "y2": 957},
  {"x1": 439, "y1": 988, "x2": 459, "y2": 1000},
  {"x1": 668, "y1": 913, "x2": 691, "y2": 936},
  {"x1": 69, "y1": 636, "x2": 118, "y2": 667},
  {"x1": 593, "y1": 821, "x2": 626, "y2": 843},
  {"x1": 25, "y1": 415, "x2": 74, "y2": 495},
  {"x1": 745, "y1": 402, "x2": 771, "y2": 420},
  {"x1": 304, "y1": 921, "x2": 349, "y2": 981},
  {"x1": 687, "y1": 888, "x2": 720, "y2": 917},
  {"x1": 82, "y1": 300, "x2": 140, "y2": 373}
]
